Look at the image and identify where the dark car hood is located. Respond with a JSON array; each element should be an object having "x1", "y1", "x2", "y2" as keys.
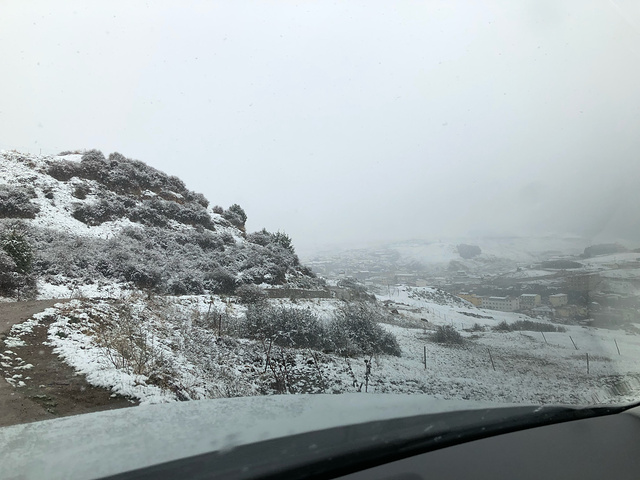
[{"x1": 0, "y1": 393, "x2": 510, "y2": 479}]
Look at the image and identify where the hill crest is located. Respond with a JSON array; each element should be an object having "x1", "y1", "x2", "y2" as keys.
[{"x1": 0, "y1": 149, "x2": 319, "y2": 298}]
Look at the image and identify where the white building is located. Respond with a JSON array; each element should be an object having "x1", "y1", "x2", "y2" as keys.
[
  {"x1": 520, "y1": 294, "x2": 541, "y2": 308},
  {"x1": 549, "y1": 293, "x2": 568, "y2": 307},
  {"x1": 482, "y1": 296, "x2": 520, "y2": 312}
]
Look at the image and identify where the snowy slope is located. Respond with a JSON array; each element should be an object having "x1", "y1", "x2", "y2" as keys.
[
  {"x1": 0, "y1": 150, "x2": 317, "y2": 299},
  {"x1": 0, "y1": 150, "x2": 239, "y2": 240}
]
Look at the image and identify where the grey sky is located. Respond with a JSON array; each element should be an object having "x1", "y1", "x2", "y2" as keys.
[{"x1": 2, "y1": 1, "x2": 640, "y2": 255}]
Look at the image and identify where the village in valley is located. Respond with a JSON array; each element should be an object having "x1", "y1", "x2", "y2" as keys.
[{"x1": 305, "y1": 241, "x2": 640, "y2": 331}]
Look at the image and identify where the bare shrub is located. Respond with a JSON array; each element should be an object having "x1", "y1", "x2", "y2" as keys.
[{"x1": 93, "y1": 302, "x2": 158, "y2": 376}]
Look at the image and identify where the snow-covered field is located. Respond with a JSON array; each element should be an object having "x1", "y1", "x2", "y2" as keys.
[
  {"x1": 581, "y1": 252, "x2": 640, "y2": 267},
  {"x1": 378, "y1": 287, "x2": 640, "y2": 404},
  {"x1": 499, "y1": 269, "x2": 558, "y2": 279},
  {"x1": 5, "y1": 286, "x2": 640, "y2": 408}
]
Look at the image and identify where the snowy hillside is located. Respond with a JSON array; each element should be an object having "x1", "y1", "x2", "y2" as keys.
[{"x1": 0, "y1": 149, "x2": 320, "y2": 298}]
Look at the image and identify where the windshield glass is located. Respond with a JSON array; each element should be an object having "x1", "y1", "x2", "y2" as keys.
[{"x1": 1, "y1": 0, "x2": 640, "y2": 474}]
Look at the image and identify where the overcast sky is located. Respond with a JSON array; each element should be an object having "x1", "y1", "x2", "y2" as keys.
[{"x1": 2, "y1": 1, "x2": 640, "y2": 255}]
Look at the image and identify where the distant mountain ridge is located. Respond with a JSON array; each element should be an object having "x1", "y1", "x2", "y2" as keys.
[
  {"x1": 305, "y1": 236, "x2": 592, "y2": 280},
  {"x1": 0, "y1": 149, "x2": 320, "y2": 298}
]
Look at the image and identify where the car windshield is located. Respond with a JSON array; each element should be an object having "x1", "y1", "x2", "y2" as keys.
[{"x1": 1, "y1": 0, "x2": 640, "y2": 475}]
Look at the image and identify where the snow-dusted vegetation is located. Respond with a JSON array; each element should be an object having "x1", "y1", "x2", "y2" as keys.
[
  {"x1": 4, "y1": 286, "x2": 640, "y2": 407},
  {"x1": 36, "y1": 295, "x2": 401, "y2": 403},
  {"x1": 0, "y1": 150, "x2": 321, "y2": 298}
]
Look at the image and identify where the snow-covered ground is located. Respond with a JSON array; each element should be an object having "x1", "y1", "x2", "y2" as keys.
[
  {"x1": 5, "y1": 286, "x2": 640, "y2": 408},
  {"x1": 499, "y1": 269, "x2": 558, "y2": 279},
  {"x1": 600, "y1": 268, "x2": 640, "y2": 280},
  {"x1": 375, "y1": 286, "x2": 640, "y2": 404},
  {"x1": 581, "y1": 252, "x2": 640, "y2": 267}
]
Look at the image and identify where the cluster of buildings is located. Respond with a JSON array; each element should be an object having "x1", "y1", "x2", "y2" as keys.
[{"x1": 457, "y1": 292, "x2": 568, "y2": 312}]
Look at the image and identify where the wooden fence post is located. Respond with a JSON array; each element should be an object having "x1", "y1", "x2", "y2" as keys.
[
  {"x1": 487, "y1": 348, "x2": 496, "y2": 371},
  {"x1": 586, "y1": 353, "x2": 590, "y2": 374},
  {"x1": 569, "y1": 336, "x2": 578, "y2": 350},
  {"x1": 423, "y1": 346, "x2": 427, "y2": 370}
]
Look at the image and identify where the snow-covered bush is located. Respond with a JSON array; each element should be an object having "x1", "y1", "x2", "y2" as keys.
[
  {"x1": 91, "y1": 150, "x2": 187, "y2": 197},
  {"x1": 122, "y1": 264, "x2": 163, "y2": 290},
  {"x1": 192, "y1": 230, "x2": 224, "y2": 251},
  {"x1": 47, "y1": 160, "x2": 80, "y2": 181},
  {"x1": 270, "y1": 231, "x2": 295, "y2": 254},
  {"x1": 172, "y1": 201, "x2": 214, "y2": 229},
  {"x1": 72, "y1": 194, "x2": 216, "y2": 230},
  {"x1": 168, "y1": 276, "x2": 205, "y2": 295},
  {"x1": 0, "y1": 225, "x2": 37, "y2": 298},
  {"x1": 242, "y1": 304, "x2": 326, "y2": 350},
  {"x1": 128, "y1": 200, "x2": 169, "y2": 227},
  {"x1": 328, "y1": 303, "x2": 401, "y2": 357},
  {"x1": 493, "y1": 320, "x2": 566, "y2": 333},
  {"x1": 0, "y1": 249, "x2": 18, "y2": 295},
  {"x1": 203, "y1": 267, "x2": 237, "y2": 294},
  {"x1": 72, "y1": 183, "x2": 91, "y2": 199},
  {"x1": 0, "y1": 185, "x2": 40, "y2": 219},
  {"x1": 72, "y1": 196, "x2": 129, "y2": 225},
  {"x1": 237, "y1": 243, "x2": 291, "y2": 284},
  {"x1": 222, "y1": 204, "x2": 247, "y2": 229},
  {"x1": 27, "y1": 219, "x2": 319, "y2": 294},
  {"x1": 246, "y1": 228, "x2": 271, "y2": 246},
  {"x1": 48, "y1": 150, "x2": 214, "y2": 229},
  {"x1": 1, "y1": 225, "x2": 33, "y2": 273},
  {"x1": 235, "y1": 284, "x2": 267, "y2": 304},
  {"x1": 430, "y1": 325, "x2": 464, "y2": 345},
  {"x1": 189, "y1": 192, "x2": 209, "y2": 209}
]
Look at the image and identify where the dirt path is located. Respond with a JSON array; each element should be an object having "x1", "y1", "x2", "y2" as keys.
[
  {"x1": 0, "y1": 300, "x2": 136, "y2": 427},
  {"x1": 0, "y1": 299, "x2": 66, "y2": 334}
]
